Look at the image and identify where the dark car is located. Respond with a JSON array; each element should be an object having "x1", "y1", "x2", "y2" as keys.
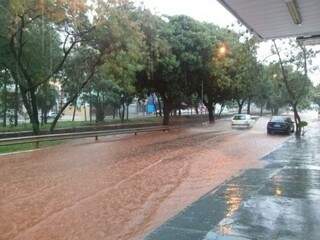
[{"x1": 267, "y1": 116, "x2": 295, "y2": 135}]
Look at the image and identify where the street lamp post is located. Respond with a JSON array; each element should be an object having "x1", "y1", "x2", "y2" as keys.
[
  {"x1": 200, "y1": 43, "x2": 229, "y2": 123},
  {"x1": 201, "y1": 79, "x2": 204, "y2": 116},
  {"x1": 259, "y1": 53, "x2": 277, "y2": 116}
]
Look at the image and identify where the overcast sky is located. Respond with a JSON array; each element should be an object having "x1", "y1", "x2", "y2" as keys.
[{"x1": 134, "y1": 0, "x2": 320, "y2": 85}]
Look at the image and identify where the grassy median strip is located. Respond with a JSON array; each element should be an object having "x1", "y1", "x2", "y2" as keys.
[
  {"x1": 0, "y1": 117, "x2": 162, "y2": 133},
  {"x1": 0, "y1": 140, "x2": 65, "y2": 155}
]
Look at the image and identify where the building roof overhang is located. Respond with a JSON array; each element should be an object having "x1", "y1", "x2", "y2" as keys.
[{"x1": 218, "y1": 0, "x2": 320, "y2": 43}]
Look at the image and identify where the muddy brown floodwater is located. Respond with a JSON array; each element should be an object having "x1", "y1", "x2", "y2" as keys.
[{"x1": 0, "y1": 117, "x2": 288, "y2": 240}]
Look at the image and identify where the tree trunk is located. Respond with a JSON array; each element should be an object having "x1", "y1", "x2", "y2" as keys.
[
  {"x1": 84, "y1": 104, "x2": 87, "y2": 122},
  {"x1": 208, "y1": 104, "x2": 215, "y2": 123},
  {"x1": 72, "y1": 99, "x2": 77, "y2": 122},
  {"x1": 152, "y1": 95, "x2": 158, "y2": 117},
  {"x1": 157, "y1": 95, "x2": 162, "y2": 117},
  {"x1": 14, "y1": 82, "x2": 19, "y2": 126},
  {"x1": 260, "y1": 104, "x2": 263, "y2": 116},
  {"x1": 89, "y1": 90, "x2": 93, "y2": 123},
  {"x1": 247, "y1": 97, "x2": 251, "y2": 114},
  {"x1": 18, "y1": 86, "x2": 40, "y2": 134},
  {"x1": 163, "y1": 109, "x2": 170, "y2": 125},
  {"x1": 205, "y1": 100, "x2": 216, "y2": 123},
  {"x1": 41, "y1": 112, "x2": 43, "y2": 125},
  {"x1": 43, "y1": 108, "x2": 48, "y2": 124},
  {"x1": 203, "y1": 96, "x2": 215, "y2": 123},
  {"x1": 218, "y1": 103, "x2": 225, "y2": 117},
  {"x1": 293, "y1": 103, "x2": 301, "y2": 136},
  {"x1": 20, "y1": 89, "x2": 33, "y2": 125},
  {"x1": 50, "y1": 96, "x2": 72, "y2": 132},
  {"x1": 237, "y1": 99, "x2": 245, "y2": 114},
  {"x1": 49, "y1": 58, "x2": 101, "y2": 132},
  {"x1": 121, "y1": 103, "x2": 125, "y2": 123},
  {"x1": 29, "y1": 90, "x2": 40, "y2": 134},
  {"x1": 126, "y1": 104, "x2": 129, "y2": 120},
  {"x1": 96, "y1": 104, "x2": 105, "y2": 122},
  {"x1": 95, "y1": 95, "x2": 105, "y2": 123},
  {"x1": 162, "y1": 99, "x2": 171, "y2": 125},
  {"x1": 2, "y1": 80, "x2": 7, "y2": 127},
  {"x1": 112, "y1": 107, "x2": 116, "y2": 119},
  {"x1": 9, "y1": 22, "x2": 40, "y2": 134}
]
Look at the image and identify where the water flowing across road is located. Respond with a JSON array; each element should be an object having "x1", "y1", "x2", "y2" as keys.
[{"x1": 0, "y1": 117, "x2": 288, "y2": 240}]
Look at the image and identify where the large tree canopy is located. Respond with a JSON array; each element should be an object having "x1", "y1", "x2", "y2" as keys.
[{"x1": 0, "y1": 0, "x2": 317, "y2": 133}]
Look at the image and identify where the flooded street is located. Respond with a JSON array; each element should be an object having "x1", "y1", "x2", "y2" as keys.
[
  {"x1": 146, "y1": 118, "x2": 320, "y2": 240},
  {"x1": 0, "y1": 117, "x2": 288, "y2": 240}
]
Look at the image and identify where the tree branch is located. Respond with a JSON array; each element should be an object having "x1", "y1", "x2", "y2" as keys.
[
  {"x1": 49, "y1": 54, "x2": 104, "y2": 132},
  {"x1": 272, "y1": 40, "x2": 296, "y2": 102},
  {"x1": 9, "y1": 15, "x2": 34, "y2": 92},
  {"x1": 32, "y1": 26, "x2": 96, "y2": 90}
]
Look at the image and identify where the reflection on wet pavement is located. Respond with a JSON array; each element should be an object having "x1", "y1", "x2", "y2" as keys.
[{"x1": 145, "y1": 121, "x2": 320, "y2": 240}]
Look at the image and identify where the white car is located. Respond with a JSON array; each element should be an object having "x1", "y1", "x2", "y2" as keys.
[{"x1": 231, "y1": 114, "x2": 255, "y2": 128}]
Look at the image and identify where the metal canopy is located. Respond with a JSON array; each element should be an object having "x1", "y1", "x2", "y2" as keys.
[{"x1": 217, "y1": 0, "x2": 320, "y2": 40}]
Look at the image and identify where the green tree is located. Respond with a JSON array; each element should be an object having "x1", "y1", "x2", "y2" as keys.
[
  {"x1": 273, "y1": 40, "x2": 314, "y2": 135},
  {"x1": 86, "y1": 75, "x2": 122, "y2": 122},
  {"x1": 212, "y1": 32, "x2": 259, "y2": 115},
  {"x1": 263, "y1": 63, "x2": 288, "y2": 115},
  {"x1": 136, "y1": 11, "x2": 183, "y2": 125},
  {"x1": 231, "y1": 37, "x2": 259, "y2": 114},
  {"x1": 50, "y1": 0, "x2": 144, "y2": 131},
  {"x1": 200, "y1": 25, "x2": 234, "y2": 122},
  {"x1": 253, "y1": 64, "x2": 271, "y2": 116},
  {"x1": 101, "y1": 43, "x2": 143, "y2": 122},
  {"x1": 313, "y1": 84, "x2": 320, "y2": 109},
  {"x1": 37, "y1": 84, "x2": 59, "y2": 124},
  {"x1": 0, "y1": 0, "x2": 90, "y2": 134},
  {"x1": 166, "y1": 16, "x2": 208, "y2": 116},
  {"x1": 0, "y1": 69, "x2": 10, "y2": 127}
]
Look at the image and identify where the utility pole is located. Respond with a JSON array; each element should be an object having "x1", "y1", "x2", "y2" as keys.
[
  {"x1": 201, "y1": 79, "x2": 204, "y2": 109},
  {"x1": 201, "y1": 79, "x2": 204, "y2": 122}
]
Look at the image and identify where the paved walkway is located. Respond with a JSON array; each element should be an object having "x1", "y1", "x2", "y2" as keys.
[{"x1": 145, "y1": 123, "x2": 320, "y2": 240}]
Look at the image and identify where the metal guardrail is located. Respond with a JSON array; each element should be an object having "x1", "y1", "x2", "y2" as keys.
[
  {"x1": 0, "y1": 122, "x2": 163, "y2": 139},
  {"x1": 0, "y1": 126, "x2": 170, "y2": 147}
]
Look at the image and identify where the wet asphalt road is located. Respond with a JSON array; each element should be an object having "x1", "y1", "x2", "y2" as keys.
[
  {"x1": 0, "y1": 117, "x2": 289, "y2": 240},
  {"x1": 145, "y1": 121, "x2": 320, "y2": 240}
]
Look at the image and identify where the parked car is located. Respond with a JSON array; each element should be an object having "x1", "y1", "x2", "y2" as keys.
[
  {"x1": 47, "y1": 112, "x2": 58, "y2": 119},
  {"x1": 231, "y1": 114, "x2": 255, "y2": 128},
  {"x1": 267, "y1": 116, "x2": 294, "y2": 135}
]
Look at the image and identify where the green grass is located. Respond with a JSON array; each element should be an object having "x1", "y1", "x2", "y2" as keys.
[
  {"x1": 0, "y1": 117, "x2": 164, "y2": 154},
  {"x1": 0, "y1": 121, "x2": 92, "y2": 133},
  {"x1": 0, "y1": 140, "x2": 65, "y2": 154},
  {"x1": 0, "y1": 116, "x2": 162, "y2": 133},
  {"x1": 100, "y1": 116, "x2": 161, "y2": 125}
]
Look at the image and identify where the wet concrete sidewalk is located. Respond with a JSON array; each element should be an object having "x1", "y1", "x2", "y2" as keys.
[{"x1": 145, "y1": 124, "x2": 320, "y2": 240}]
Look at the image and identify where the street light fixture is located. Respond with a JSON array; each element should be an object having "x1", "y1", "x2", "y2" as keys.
[
  {"x1": 217, "y1": 43, "x2": 228, "y2": 58},
  {"x1": 219, "y1": 45, "x2": 227, "y2": 55},
  {"x1": 297, "y1": 35, "x2": 320, "y2": 46},
  {"x1": 284, "y1": 0, "x2": 302, "y2": 25}
]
